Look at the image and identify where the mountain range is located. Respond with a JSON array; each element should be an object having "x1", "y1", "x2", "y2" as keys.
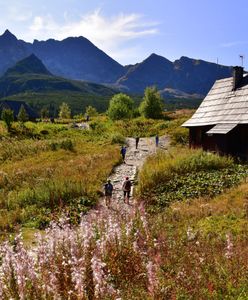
[
  {"x1": 0, "y1": 53, "x2": 116, "y2": 115},
  {"x1": 117, "y1": 54, "x2": 232, "y2": 97},
  {"x1": 0, "y1": 29, "x2": 233, "y2": 98},
  {"x1": 0, "y1": 54, "x2": 116, "y2": 98}
]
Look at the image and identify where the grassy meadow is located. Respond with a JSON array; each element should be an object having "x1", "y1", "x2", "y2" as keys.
[
  {"x1": 0, "y1": 120, "x2": 122, "y2": 233},
  {"x1": 2, "y1": 110, "x2": 248, "y2": 298},
  {"x1": 0, "y1": 115, "x2": 170, "y2": 234}
]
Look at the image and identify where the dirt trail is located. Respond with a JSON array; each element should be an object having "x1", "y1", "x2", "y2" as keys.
[{"x1": 92, "y1": 136, "x2": 169, "y2": 212}]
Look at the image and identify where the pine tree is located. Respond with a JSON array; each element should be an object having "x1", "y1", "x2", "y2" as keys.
[
  {"x1": 1, "y1": 108, "x2": 14, "y2": 131},
  {"x1": 17, "y1": 105, "x2": 29, "y2": 123}
]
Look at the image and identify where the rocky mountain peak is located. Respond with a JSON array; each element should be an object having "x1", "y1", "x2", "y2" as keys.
[{"x1": 0, "y1": 29, "x2": 17, "y2": 42}]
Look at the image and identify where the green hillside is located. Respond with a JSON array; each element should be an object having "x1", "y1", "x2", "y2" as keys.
[
  {"x1": 0, "y1": 54, "x2": 117, "y2": 115},
  {"x1": 3, "y1": 91, "x2": 113, "y2": 116}
]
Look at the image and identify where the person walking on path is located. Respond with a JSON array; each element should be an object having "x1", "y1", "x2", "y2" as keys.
[
  {"x1": 120, "y1": 145, "x2": 127, "y2": 163},
  {"x1": 155, "y1": 134, "x2": 159, "y2": 147},
  {"x1": 104, "y1": 179, "x2": 113, "y2": 208},
  {"x1": 135, "y1": 137, "x2": 140, "y2": 149},
  {"x1": 122, "y1": 176, "x2": 132, "y2": 204}
]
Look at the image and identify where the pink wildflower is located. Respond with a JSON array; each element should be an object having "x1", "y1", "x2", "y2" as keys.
[
  {"x1": 146, "y1": 261, "x2": 159, "y2": 296},
  {"x1": 225, "y1": 233, "x2": 233, "y2": 259}
]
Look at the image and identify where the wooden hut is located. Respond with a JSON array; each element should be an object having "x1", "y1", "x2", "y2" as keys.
[{"x1": 182, "y1": 66, "x2": 248, "y2": 159}]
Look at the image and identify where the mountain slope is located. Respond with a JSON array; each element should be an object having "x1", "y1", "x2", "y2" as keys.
[
  {"x1": 0, "y1": 30, "x2": 124, "y2": 83},
  {"x1": 118, "y1": 54, "x2": 233, "y2": 96},
  {"x1": 170, "y1": 56, "x2": 233, "y2": 95},
  {"x1": 0, "y1": 54, "x2": 117, "y2": 114},
  {"x1": 0, "y1": 30, "x2": 31, "y2": 75},
  {"x1": 32, "y1": 36, "x2": 124, "y2": 83},
  {"x1": 116, "y1": 53, "x2": 174, "y2": 92},
  {"x1": 5, "y1": 53, "x2": 52, "y2": 76},
  {"x1": 0, "y1": 54, "x2": 117, "y2": 97}
]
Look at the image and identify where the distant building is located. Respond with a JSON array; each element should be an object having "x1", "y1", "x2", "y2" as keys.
[
  {"x1": 182, "y1": 66, "x2": 248, "y2": 159},
  {"x1": 0, "y1": 100, "x2": 38, "y2": 121}
]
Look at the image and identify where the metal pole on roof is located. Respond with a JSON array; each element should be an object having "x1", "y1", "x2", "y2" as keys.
[{"x1": 239, "y1": 55, "x2": 244, "y2": 67}]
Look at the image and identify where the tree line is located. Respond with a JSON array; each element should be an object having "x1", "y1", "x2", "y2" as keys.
[
  {"x1": 57, "y1": 86, "x2": 164, "y2": 121},
  {"x1": 0, "y1": 86, "x2": 164, "y2": 131}
]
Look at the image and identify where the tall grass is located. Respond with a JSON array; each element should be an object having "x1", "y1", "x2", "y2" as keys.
[
  {"x1": 138, "y1": 148, "x2": 234, "y2": 194},
  {"x1": 114, "y1": 117, "x2": 169, "y2": 137},
  {"x1": 0, "y1": 123, "x2": 121, "y2": 231}
]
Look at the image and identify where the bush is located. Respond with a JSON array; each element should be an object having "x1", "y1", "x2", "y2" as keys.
[
  {"x1": 85, "y1": 105, "x2": 98, "y2": 117},
  {"x1": 110, "y1": 133, "x2": 125, "y2": 144},
  {"x1": 1, "y1": 108, "x2": 14, "y2": 131},
  {"x1": 61, "y1": 139, "x2": 73, "y2": 151},
  {"x1": 153, "y1": 167, "x2": 247, "y2": 208},
  {"x1": 89, "y1": 120, "x2": 107, "y2": 134},
  {"x1": 39, "y1": 129, "x2": 49, "y2": 135},
  {"x1": 113, "y1": 118, "x2": 168, "y2": 137},
  {"x1": 49, "y1": 139, "x2": 74, "y2": 151},
  {"x1": 107, "y1": 93, "x2": 134, "y2": 120},
  {"x1": 170, "y1": 127, "x2": 189, "y2": 145}
]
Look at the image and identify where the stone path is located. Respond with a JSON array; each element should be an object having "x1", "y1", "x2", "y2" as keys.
[{"x1": 92, "y1": 135, "x2": 170, "y2": 212}]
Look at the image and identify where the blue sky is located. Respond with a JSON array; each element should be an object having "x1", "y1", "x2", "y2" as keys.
[{"x1": 0, "y1": 0, "x2": 247, "y2": 67}]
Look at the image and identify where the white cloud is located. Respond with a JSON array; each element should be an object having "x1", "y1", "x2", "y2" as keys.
[
  {"x1": 26, "y1": 9, "x2": 158, "y2": 63},
  {"x1": 220, "y1": 41, "x2": 248, "y2": 48},
  {"x1": 7, "y1": 6, "x2": 33, "y2": 22}
]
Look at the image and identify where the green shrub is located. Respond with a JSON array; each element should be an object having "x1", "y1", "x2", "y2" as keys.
[
  {"x1": 89, "y1": 121, "x2": 105, "y2": 131},
  {"x1": 137, "y1": 148, "x2": 245, "y2": 208},
  {"x1": 170, "y1": 127, "x2": 189, "y2": 145},
  {"x1": 61, "y1": 139, "x2": 74, "y2": 151},
  {"x1": 107, "y1": 93, "x2": 134, "y2": 120},
  {"x1": 49, "y1": 139, "x2": 74, "y2": 151},
  {"x1": 49, "y1": 142, "x2": 57, "y2": 151},
  {"x1": 1, "y1": 108, "x2": 14, "y2": 132},
  {"x1": 39, "y1": 129, "x2": 49, "y2": 135},
  {"x1": 114, "y1": 117, "x2": 168, "y2": 137},
  {"x1": 110, "y1": 133, "x2": 125, "y2": 144},
  {"x1": 153, "y1": 167, "x2": 247, "y2": 208}
]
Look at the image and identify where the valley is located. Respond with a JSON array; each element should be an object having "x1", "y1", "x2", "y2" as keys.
[
  {"x1": 0, "y1": 20, "x2": 246, "y2": 299},
  {"x1": 0, "y1": 110, "x2": 247, "y2": 299}
]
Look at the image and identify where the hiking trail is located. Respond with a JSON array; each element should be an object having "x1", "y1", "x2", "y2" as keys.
[{"x1": 92, "y1": 136, "x2": 170, "y2": 213}]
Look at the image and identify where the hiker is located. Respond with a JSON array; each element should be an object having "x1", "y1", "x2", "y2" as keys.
[
  {"x1": 120, "y1": 145, "x2": 126, "y2": 163},
  {"x1": 155, "y1": 134, "x2": 159, "y2": 147},
  {"x1": 86, "y1": 114, "x2": 90, "y2": 122},
  {"x1": 135, "y1": 137, "x2": 140, "y2": 149},
  {"x1": 122, "y1": 176, "x2": 132, "y2": 204},
  {"x1": 104, "y1": 179, "x2": 113, "y2": 207}
]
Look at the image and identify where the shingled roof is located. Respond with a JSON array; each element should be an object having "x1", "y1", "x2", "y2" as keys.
[{"x1": 182, "y1": 70, "x2": 248, "y2": 128}]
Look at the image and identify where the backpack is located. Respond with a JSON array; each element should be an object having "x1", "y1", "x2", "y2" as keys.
[
  {"x1": 105, "y1": 183, "x2": 113, "y2": 195},
  {"x1": 121, "y1": 147, "x2": 126, "y2": 155},
  {"x1": 123, "y1": 180, "x2": 131, "y2": 191}
]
